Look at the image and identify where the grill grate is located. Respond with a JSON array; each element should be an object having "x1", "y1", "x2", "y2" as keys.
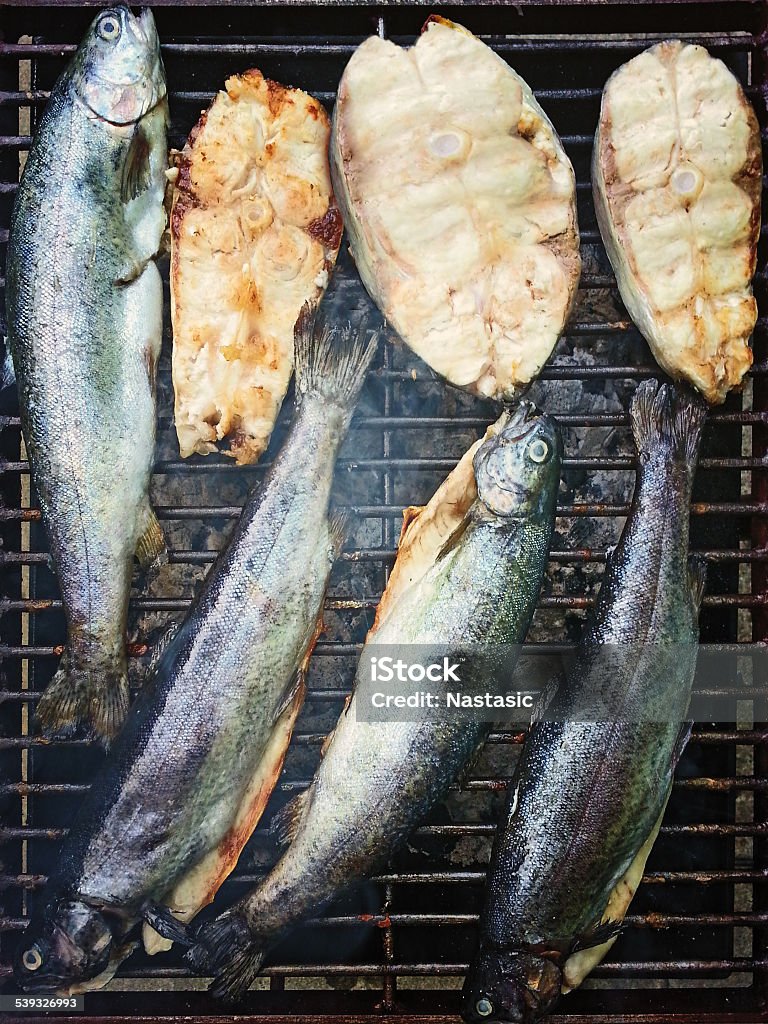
[{"x1": 0, "y1": 3, "x2": 767, "y2": 1021}]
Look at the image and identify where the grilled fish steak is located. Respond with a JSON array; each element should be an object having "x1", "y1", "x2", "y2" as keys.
[
  {"x1": 187, "y1": 402, "x2": 562, "y2": 1000},
  {"x1": 594, "y1": 41, "x2": 761, "y2": 404},
  {"x1": 462, "y1": 381, "x2": 706, "y2": 1024},
  {"x1": 5, "y1": 5, "x2": 168, "y2": 743},
  {"x1": 12, "y1": 312, "x2": 378, "y2": 996},
  {"x1": 332, "y1": 16, "x2": 580, "y2": 400},
  {"x1": 171, "y1": 70, "x2": 342, "y2": 465}
]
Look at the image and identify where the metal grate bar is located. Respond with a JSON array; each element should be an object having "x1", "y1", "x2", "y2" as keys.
[{"x1": 0, "y1": 5, "x2": 766, "y2": 1022}]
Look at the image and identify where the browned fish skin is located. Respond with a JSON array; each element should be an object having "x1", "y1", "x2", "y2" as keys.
[{"x1": 171, "y1": 70, "x2": 342, "y2": 465}]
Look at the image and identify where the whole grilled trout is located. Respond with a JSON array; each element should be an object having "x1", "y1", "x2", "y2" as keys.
[
  {"x1": 187, "y1": 402, "x2": 562, "y2": 1000},
  {"x1": 12, "y1": 313, "x2": 378, "y2": 995},
  {"x1": 462, "y1": 381, "x2": 705, "y2": 1024},
  {"x1": 5, "y1": 5, "x2": 168, "y2": 743}
]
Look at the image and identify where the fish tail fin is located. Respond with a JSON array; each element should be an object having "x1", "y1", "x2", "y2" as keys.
[
  {"x1": 630, "y1": 379, "x2": 706, "y2": 466},
  {"x1": 294, "y1": 302, "x2": 379, "y2": 419},
  {"x1": 186, "y1": 907, "x2": 264, "y2": 1000},
  {"x1": 34, "y1": 653, "x2": 82, "y2": 738},
  {"x1": 35, "y1": 652, "x2": 130, "y2": 747},
  {"x1": 210, "y1": 944, "x2": 265, "y2": 1002}
]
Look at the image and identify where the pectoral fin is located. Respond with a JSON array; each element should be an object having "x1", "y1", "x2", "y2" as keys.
[
  {"x1": 688, "y1": 556, "x2": 707, "y2": 612},
  {"x1": 67, "y1": 941, "x2": 138, "y2": 995},
  {"x1": 274, "y1": 666, "x2": 307, "y2": 722},
  {"x1": 672, "y1": 721, "x2": 693, "y2": 770},
  {"x1": 270, "y1": 790, "x2": 310, "y2": 848},
  {"x1": 1, "y1": 344, "x2": 16, "y2": 391},
  {"x1": 145, "y1": 621, "x2": 180, "y2": 680},
  {"x1": 435, "y1": 513, "x2": 471, "y2": 563},
  {"x1": 143, "y1": 903, "x2": 194, "y2": 947},
  {"x1": 329, "y1": 510, "x2": 350, "y2": 560},
  {"x1": 571, "y1": 918, "x2": 625, "y2": 954},
  {"x1": 320, "y1": 693, "x2": 352, "y2": 757},
  {"x1": 136, "y1": 505, "x2": 167, "y2": 573},
  {"x1": 122, "y1": 124, "x2": 152, "y2": 204}
]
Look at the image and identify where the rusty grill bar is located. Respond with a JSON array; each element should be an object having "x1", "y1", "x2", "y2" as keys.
[{"x1": 0, "y1": 2, "x2": 767, "y2": 1021}]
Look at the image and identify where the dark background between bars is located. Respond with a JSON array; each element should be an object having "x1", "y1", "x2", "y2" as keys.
[{"x1": 0, "y1": 1, "x2": 767, "y2": 1021}]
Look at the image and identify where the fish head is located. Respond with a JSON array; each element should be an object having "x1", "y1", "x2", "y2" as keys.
[
  {"x1": 461, "y1": 946, "x2": 562, "y2": 1023},
  {"x1": 13, "y1": 900, "x2": 115, "y2": 993},
  {"x1": 474, "y1": 403, "x2": 562, "y2": 519},
  {"x1": 72, "y1": 6, "x2": 166, "y2": 126}
]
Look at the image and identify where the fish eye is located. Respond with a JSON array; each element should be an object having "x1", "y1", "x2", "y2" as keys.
[
  {"x1": 528, "y1": 438, "x2": 550, "y2": 464},
  {"x1": 22, "y1": 946, "x2": 43, "y2": 971},
  {"x1": 97, "y1": 14, "x2": 121, "y2": 41},
  {"x1": 475, "y1": 996, "x2": 494, "y2": 1017}
]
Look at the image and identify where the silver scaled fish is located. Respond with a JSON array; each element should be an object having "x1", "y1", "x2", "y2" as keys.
[{"x1": 5, "y1": 5, "x2": 169, "y2": 743}]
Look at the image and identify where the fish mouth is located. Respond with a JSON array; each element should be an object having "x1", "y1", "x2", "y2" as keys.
[
  {"x1": 16, "y1": 973, "x2": 68, "y2": 994},
  {"x1": 14, "y1": 954, "x2": 78, "y2": 995},
  {"x1": 136, "y1": 7, "x2": 166, "y2": 109},
  {"x1": 136, "y1": 8, "x2": 161, "y2": 53},
  {"x1": 500, "y1": 422, "x2": 536, "y2": 445},
  {"x1": 499, "y1": 400, "x2": 540, "y2": 443},
  {"x1": 15, "y1": 956, "x2": 115, "y2": 996},
  {"x1": 507, "y1": 399, "x2": 538, "y2": 426},
  {"x1": 497, "y1": 402, "x2": 561, "y2": 460}
]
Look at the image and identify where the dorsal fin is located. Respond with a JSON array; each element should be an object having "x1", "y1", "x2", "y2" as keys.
[
  {"x1": 270, "y1": 790, "x2": 310, "y2": 848},
  {"x1": 688, "y1": 555, "x2": 707, "y2": 612},
  {"x1": 329, "y1": 510, "x2": 350, "y2": 560}
]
